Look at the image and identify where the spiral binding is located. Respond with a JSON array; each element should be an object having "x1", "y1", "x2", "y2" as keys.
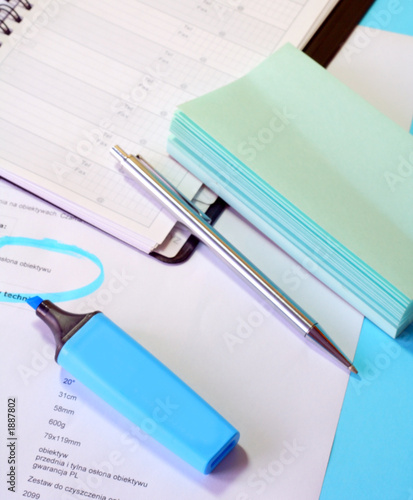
[{"x1": 0, "y1": 0, "x2": 32, "y2": 45}]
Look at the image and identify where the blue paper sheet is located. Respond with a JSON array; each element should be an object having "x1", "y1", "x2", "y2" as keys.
[
  {"x1": 361, "y1": 0, "x2": 413, "y2": 37},
  {"x1": 320, "y1": 319, "x2": 413, "y2": 499}
]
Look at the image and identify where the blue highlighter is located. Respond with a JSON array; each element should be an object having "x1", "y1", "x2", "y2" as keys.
[{"x1": 27, "y1": 296, "x2": 239, "y2": 473}]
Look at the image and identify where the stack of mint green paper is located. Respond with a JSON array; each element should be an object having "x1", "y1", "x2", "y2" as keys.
[{"x1": 167, "y1": 43, "x2": 413, "y2": 338}]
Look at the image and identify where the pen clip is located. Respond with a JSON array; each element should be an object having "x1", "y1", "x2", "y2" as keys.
[{"x1": 135, "y1": 155, "x2": 212, "y2": 225}]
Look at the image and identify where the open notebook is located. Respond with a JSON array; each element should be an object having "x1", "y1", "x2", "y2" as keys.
[{"x1": 0, "y1": 0, "x2": 340, "y2": 256}]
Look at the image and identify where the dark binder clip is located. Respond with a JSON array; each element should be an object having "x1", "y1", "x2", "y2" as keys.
[{"x1": 134, "y1": 154, "x2": 227, "y2": 264}]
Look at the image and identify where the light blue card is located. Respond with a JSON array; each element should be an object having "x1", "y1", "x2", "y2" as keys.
[
  {"x1": 361, "y1": 0, "x2": 413, "y2": 37},
  {"x1": 320, "y1": 318, "x2": 413, "y2": 500}
]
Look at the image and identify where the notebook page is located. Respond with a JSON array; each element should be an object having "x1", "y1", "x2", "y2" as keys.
[{"x1": 0, "y1": 0, "x2": 338, "y2": 252}]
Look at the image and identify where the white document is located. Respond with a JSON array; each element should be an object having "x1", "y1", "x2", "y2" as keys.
[
  {"x1": 0, "y1": 0, "x2": 338, "y2": 252},
  {"x1": 0, "y1": 179, "x2": 362, "y2": 499},
  {"x1": 328, "y1": 26, "x2": 413, "y2": 131}
]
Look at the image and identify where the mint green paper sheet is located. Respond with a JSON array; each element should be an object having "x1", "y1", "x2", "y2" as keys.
[
  {"x1": 177, "y1": 44, "x2": 413, "y2": 298},
  {"x1": 172, "y1": 43, "x2": 413, "y2": 336}
]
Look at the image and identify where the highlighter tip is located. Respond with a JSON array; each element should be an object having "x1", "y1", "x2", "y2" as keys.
[{"x1": 27, "y1": 296, "x2": 44, "y2": 310}]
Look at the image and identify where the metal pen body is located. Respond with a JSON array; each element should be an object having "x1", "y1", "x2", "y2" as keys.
[
  {"x1": 112, "y1": 146, "x2": 311, "y2": 335},
  {"x1": 111, "y1": 146, "x2": 357, "y2": 374}
]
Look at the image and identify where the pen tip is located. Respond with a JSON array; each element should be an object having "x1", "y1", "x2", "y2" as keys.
[{"x1": 349, "y1": 364, "x2": 358, "y2": 375}]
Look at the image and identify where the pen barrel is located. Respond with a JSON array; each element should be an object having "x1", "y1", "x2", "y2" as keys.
[
  {"x1": 111, "y1": 148, "x2": 354, "y2": 371},
  {"x1": 57, "y1": 313, "x2": 239, "y2": 474},
  {"x1": 199, "y1": 230, "x2": 314, "y2": 334},
  {"x1": 113, "y1": 147, "x2": 313, "y2": 336}
]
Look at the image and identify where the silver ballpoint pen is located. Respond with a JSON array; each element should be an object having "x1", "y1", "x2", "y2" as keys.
[{"x1": 111, "y1": 145, "x2": 357, "y2": 374}]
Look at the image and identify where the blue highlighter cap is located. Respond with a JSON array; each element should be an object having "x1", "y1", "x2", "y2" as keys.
[{"x1": 28, "y1": 299, "x2": 239, "y2": 473}]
